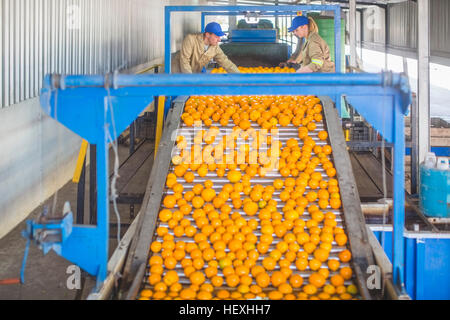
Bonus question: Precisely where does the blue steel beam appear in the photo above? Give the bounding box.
[55,73,408,89]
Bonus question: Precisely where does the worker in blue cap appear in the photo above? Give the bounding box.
[172,22,240,74]
[280,16,335,73]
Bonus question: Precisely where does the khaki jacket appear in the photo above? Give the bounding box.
[172,33,240,74]
[291,32,335,73]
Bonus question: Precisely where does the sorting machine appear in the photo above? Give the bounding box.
[26,4,437,300]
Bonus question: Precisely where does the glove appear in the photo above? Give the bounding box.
[287,62,301,70]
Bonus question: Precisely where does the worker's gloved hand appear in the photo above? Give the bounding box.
[287,62,301,70]
[278,62,288,68]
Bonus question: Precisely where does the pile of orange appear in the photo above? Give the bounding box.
[211,66,295,74]
[139,82,359,300]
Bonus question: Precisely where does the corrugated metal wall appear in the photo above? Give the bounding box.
[387,0,417,49]
[361,0,450,61]
[0,0,204,109]
[430,0,450,57]
[0,0,205,239]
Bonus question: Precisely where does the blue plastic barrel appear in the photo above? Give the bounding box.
[419,164,450,218]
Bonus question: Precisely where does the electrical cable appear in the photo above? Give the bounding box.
[105,86,122,245]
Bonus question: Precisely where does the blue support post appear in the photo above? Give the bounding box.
[201,12,206,32]
[392,95,406,290]
[95,130,109,284]
[165,7,171,74]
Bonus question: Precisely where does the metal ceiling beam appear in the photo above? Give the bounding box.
[349,0,357,68]
[417,0,430,171]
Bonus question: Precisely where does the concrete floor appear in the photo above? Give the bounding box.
[0,139,153,300]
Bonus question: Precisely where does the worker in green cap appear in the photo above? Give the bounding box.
[280,16,335,73]
[172,22,240,74]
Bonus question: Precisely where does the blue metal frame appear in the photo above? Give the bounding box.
[39,72,411,290]
[372,229,450,300]
[165,5,342,74]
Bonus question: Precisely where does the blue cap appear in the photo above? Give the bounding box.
[288,16,309,32]
[205,22,225,37]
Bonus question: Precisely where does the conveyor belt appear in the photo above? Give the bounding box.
[128,94,375,300]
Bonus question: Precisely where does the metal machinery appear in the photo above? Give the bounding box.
[26,4,448,300]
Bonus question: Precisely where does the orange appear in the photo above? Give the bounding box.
[227,170,242,183]
[158,209,172,222]
[313,248,329,262]
[154,282,167,292]
[322,145,332,155]
[201,188,216,202]
[303,284,318,295]
[150,265,164,277]
[173,249,186,261]
[226,274,240,287]
[273,179,284,189]
[339,249,352,262]
[331,274,345,287]
[328,259,340,271]
[163,270,179,286]
[340,267,353,280]
[347,284,358,295]
[309,273,326,288]
[303,242,316,254]
[309,259,322,271]
[323,284,336,295]
[268,290,283,300]
[140,289,153,298]
[340,293,353,300]
[192,258,205,270]
[306,191,317,202]
[262,257,276,271]
[256,272,271,288]
[184,225,196,237]
[173,226,184,237]
[192,196,205,209]
[243,201,258,216]
[240,274,253,286]
[250,285,262,295]
[150,241,162,253]
[189,271,205,285]
[149,255,163,266]
[289,274,303,288]
[216,289,230,299]
[271,271,286,287]
[336,285,347,295]
[164,257,177,270]
[295,258,308,271]
[222,266,234,277]
[179,288,196,299]
[180,204,192,215]
[148,274,161,285]
[318,131,328,141]
[335,233,348,246]
[163,195,176,209]
[204,266,218,278]
[184,171,195,183]
[211,275,224,287]
[326,168,336,177]
[197,291,212,300]
[278,283,293,294]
